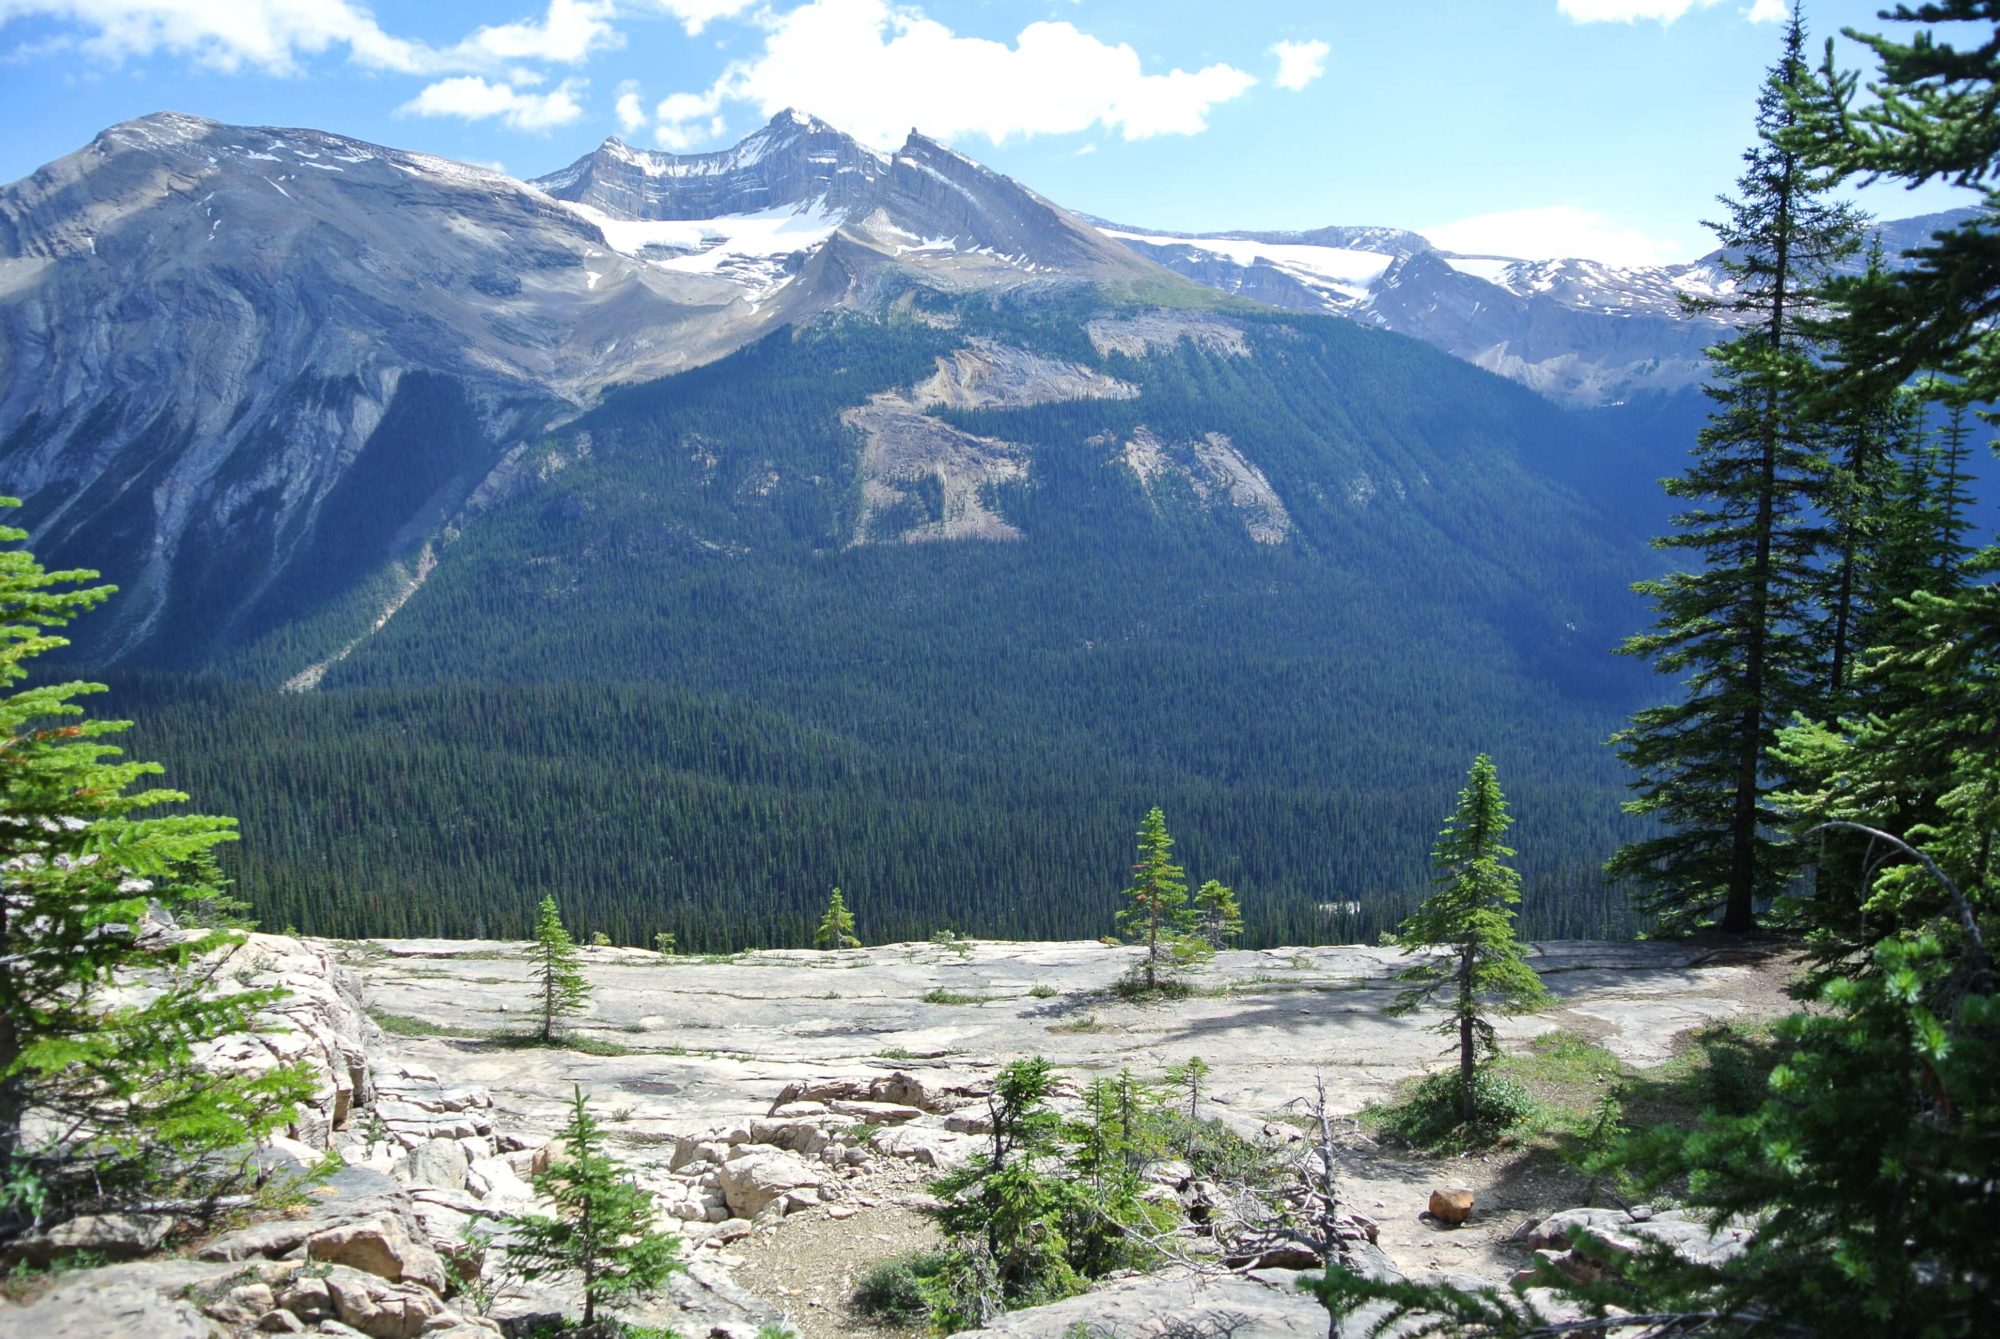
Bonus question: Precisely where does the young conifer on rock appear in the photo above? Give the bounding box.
[1386,754,1547,1125]
[502,1085,681,1327]
[527,895,589,1042]
[1194,880,1244,949]
[815,886,860,950]
[0,500,312,1236]
[1119,807,1201,992]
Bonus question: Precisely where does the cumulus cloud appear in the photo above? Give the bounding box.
[1269,38,1328,91]
[649,0,1257,151]
[653,0,754,34]
[0,0,623,75]
[1558,0,1783,22]
[398,75,587,132]
[0,0,428,73]
[614,80,647,134]
[452,0,619,66]
[1422,205,1692,266]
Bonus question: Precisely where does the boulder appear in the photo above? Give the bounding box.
[464,1156,533,1209]
[275,1273,334,1323]
[0,1259,242,1339]
[941,1268,1349,1338]
[869,1071,932,1109]
[306,1214,450,1296]
[826,1099,924,1125]
[401,1138,469,1192]
[9,1212,172,1265]
[1428,1187,1475,1225]
[321,1265,447,1339]
[716,1150,826,1218]
[1525,1206,1751,1274]
[871,1125,975,1169]
[764,1070,935,1115]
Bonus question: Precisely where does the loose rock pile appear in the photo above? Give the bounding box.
[641,1070,986,1255]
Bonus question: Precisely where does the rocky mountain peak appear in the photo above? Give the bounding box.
[532,109,887,222]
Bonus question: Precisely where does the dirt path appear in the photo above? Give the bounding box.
[722,1162,942,1339]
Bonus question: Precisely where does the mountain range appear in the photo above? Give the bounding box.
[0,109,1974,946]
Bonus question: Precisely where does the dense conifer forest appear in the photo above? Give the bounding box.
[99,304,1668,948]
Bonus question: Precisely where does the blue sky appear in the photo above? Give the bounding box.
[0,1,1981,263]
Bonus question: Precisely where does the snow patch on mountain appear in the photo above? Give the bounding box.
[1100,228,1392,303]
[561,197,843,270]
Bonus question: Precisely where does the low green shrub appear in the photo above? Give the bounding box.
[852,1250,951,1324]
[1372,1068,1540,1151]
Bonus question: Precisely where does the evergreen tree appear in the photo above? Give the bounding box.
[1797,1,2000,404]
[0,501,311,1237]
[1318,934,2000,1337]
[1062,1073,1166,1280]
[927,1057,1085,1322]
[1387,755,1548,1125]
[172,848,258,931]
[527,895,588,1042]
[502,1086,682,1327]
[1772,2,1999,965]
[1610,5,1864,932]
[1193,880,1244,950]
[814,886,859,950]
[1812,240,1906,708]
[1117,807,1194,991]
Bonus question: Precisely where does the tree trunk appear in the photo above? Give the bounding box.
[1458,942,1476,1124]
[580,1198,596,1326]
[1146,905,1158,991]
[0,1042,20,1173]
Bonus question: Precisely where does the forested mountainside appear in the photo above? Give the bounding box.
[0,110,1761,949]
[101,295,1657,949]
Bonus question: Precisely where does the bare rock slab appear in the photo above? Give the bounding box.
[946,1268,1332,1338]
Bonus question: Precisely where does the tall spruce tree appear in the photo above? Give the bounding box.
[1814,240,1908,707]
[1610,5,1864,932]
[527,895,588,1042]
[0,501,311,1237]
[1117,807,1193,992]
[1773,0,2000,962]
[1386,755,1547,1125]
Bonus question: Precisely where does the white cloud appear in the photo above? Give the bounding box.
[651,88,726,149]
[1744,0,1787,20]
[1269,38,1328,92]
[614,80,647,134]
[450,0,618,66]
[1422,205,1691,266]
[0,0,624,75]
[0,0,431,73]
[398,75,586,132]
[1557,0,1720,21]
[651,0,1257,151]
[652,0,754,35]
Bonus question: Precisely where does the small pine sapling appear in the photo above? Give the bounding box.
[815,886,860,950]
[1117,807,1199,992]
[501,1086,681,1326]
[1194,880,1244,949]
[526,896,589,1042]
[1385,755,1547,1126]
